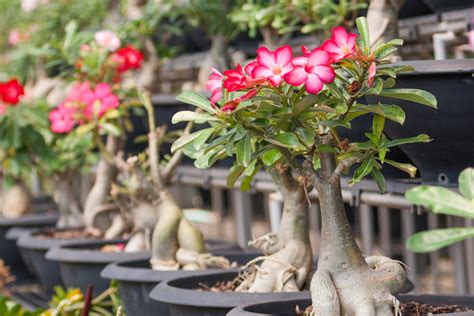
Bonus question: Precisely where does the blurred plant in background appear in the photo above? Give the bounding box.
[407,168,474,253]
[230,0,367,48]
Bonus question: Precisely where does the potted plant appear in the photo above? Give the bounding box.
[150,17,440,315]
[0,78,59,280]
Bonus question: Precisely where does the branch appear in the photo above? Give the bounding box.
[268,164,296,193]
[302,159,321,186]
[160,119,194,184]
[330,156,361,183]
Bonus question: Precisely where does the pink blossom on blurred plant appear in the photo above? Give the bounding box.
[80,44,91,53]
[83,83,120,120]
[206,68,224,104]
[284,48,335,94]
[94,30,121,52]
[49,105,77,134]
[8,30,21,46]
[251,46,294,86]
[0,104,7,116]
[321,26,357,62]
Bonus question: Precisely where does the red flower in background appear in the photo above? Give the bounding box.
[0,79,25,105]
[113,45,144,72]
[321,26,357,62]
[220,89,258,113]
[223,64,248,92]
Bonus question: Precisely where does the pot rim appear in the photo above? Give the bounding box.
[394,59,474,76]
[45,239,149,264]
[101,250,261,283]
[227,295,474,316]
[16,227,99,250]
[149,270,309,309]
[0,213,58,227]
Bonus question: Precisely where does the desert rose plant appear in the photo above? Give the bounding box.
[48,30,144,237]
[173,17,437,314]
[0,78,50,218]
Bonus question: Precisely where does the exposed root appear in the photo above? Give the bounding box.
[248,232,281,255]
[2,184,31,218]
[175,249,231,270]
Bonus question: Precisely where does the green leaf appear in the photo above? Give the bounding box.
[176,91,216,113]
[383,134,431,148]
[267,132,304,150]
[101,123,122,137]
[374,39,403,59]
[356,103,405,124]
[405,185,474,218]
[171,127,215,153]
[192,127,216,151]
[379,88,437,108]
[371,168,386,193]
[293,95,318,115]
[350,156,374,185]
[356,16,370,51]
[236,134,252,167]
[227,163,245,188]
[384,159,417,178]
[459,168,474,200]
[372,114,385,141]
[76,123,95,135]
[261,148,282,167]
[172,111,218,124]
[407,227,474,253]
[317,144,339,153]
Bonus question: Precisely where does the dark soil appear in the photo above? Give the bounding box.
[295,302,471,316]
[36,228,97,240]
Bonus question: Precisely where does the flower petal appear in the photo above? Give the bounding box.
[332,26,349,46]
[275,45,292,66]
[308,49,332,67]
[311,65,335,83]
[251,65,273,79]
[305,74,323,94]
[284,67,308,86]
[256,46,276,68]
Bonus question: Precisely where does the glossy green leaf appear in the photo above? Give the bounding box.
[101,123,121,137]
[267,132,304,150]
[405,185,474,218]
[350,156,374,185]
[176,91,216,113]
[356,16,370,51]
[294,95,318,115]
[360,103,405,124]
[371,168,387,193]
[385,159,417,178]
[459,168,474,200]
[171,127,215,153]
[407,227,474,253]
[261,148,282,167]
[372,114,385,141]
[76,123,95,135]
[172,111,218,124]
[383,134,431,148]
[236,134,252,167]
[227,163,245,188]
[192,127,216,151]
[379,88,437,108]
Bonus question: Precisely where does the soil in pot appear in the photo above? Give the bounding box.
[149,270,309,316]
[228,295,474,316]
[101,250,260,316]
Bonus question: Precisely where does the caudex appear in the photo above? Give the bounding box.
[173,17,436,315]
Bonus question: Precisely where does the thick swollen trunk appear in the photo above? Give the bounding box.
[310,148,406,316]
[54,172,84,228]
[1,182,31,218]
[197,33,232,87]
[150,190,207,270]
[367,0,405,61]
[83,135,119,233]
[236,168,312,293]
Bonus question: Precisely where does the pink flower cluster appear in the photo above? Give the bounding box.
[206,26,371,113]
[49,82,119,133]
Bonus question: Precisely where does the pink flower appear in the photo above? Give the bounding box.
[220,89,258,113]
[0,104,7,116]
[251,46,294,86]
[49,105,76,134]
[8,30,21,46]
[321,26,357,62]
[367,62,376,87]
[21,0,39,12]
[206,68,224,104]
[284,48,336,94]
[83,83,120,120]
[223,64,248,92]
[94,30,121,52]
[80,44,91,53]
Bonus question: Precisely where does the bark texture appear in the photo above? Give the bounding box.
[236,166,312,293]
[83,135,120,232]
[309,135,406,316]
[54,171,84,228]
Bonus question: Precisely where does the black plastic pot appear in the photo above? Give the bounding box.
[16,228,97,293]
[149,270,309,316]
[46,240,148,293]
[0,212,58,282]
[367,60,474,185]
[228,295,474,316]
[101,251,261,316]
